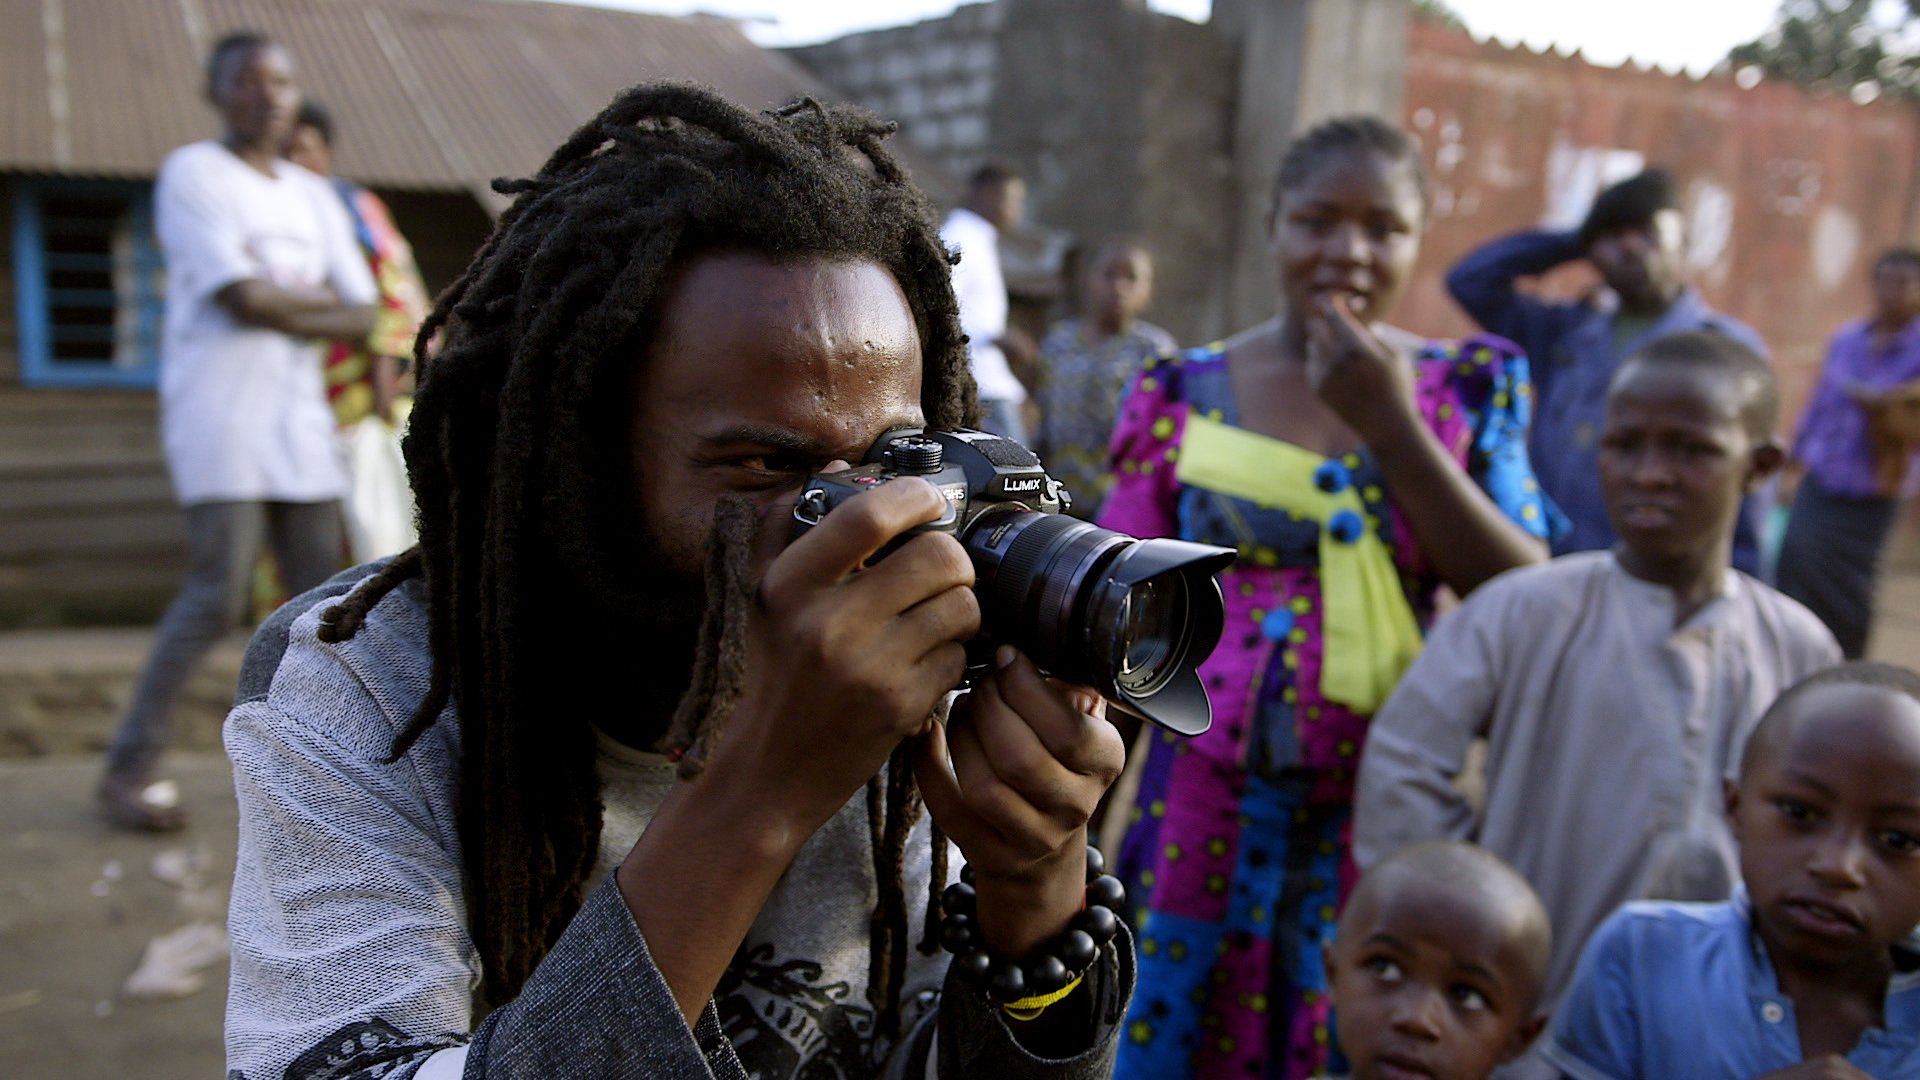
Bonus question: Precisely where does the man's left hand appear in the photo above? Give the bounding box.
[915,646,1125,958]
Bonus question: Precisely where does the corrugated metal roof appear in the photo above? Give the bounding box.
[0,0,870,194]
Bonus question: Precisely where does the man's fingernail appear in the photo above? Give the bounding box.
[995,645,1017,669]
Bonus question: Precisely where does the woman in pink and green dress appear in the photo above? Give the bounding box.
[1099,117,1558,1080]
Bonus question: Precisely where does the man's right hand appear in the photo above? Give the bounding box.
[618,476,981,1024]
[704,475,981,836]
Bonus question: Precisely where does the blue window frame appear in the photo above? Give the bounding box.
[12,178,165,389]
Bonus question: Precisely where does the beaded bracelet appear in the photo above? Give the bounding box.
[938,846,1126,1019]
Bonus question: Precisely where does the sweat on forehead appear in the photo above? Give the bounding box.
[1741,661,1920,779]
[1609,330,1777,440]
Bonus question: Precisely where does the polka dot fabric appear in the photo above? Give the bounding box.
[1097,335,1552,1080]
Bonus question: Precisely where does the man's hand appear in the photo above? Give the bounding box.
[704,477,982,838]
[1754,1056,1873,1079]
[915,648,1125,957]
[1304,293,1417,444]
[621,476,981,1024]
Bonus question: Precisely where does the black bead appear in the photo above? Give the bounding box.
[942,882,976,912]
[952,949,992,985]
[1055,929,1098,969]
[988,958,1027,1001]
[1025,954,1070,994]
[1071,904,1120,945]
[960,863,975,886]
[940,914,976,953]
[1084,845,1106,877]
[1086,874,1126,910]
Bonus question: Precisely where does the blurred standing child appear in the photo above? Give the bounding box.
[284,99,430,561]
[1355,332,1840,1078]
[1544,662,1920,1079]
[1036,240,1176,518]
[1321,842,1551,1080]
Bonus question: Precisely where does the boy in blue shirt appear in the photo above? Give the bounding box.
[1324,841,1553,1080]
[1544,662,1920,1079]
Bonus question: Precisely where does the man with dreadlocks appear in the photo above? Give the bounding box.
[222,82,1134,1080]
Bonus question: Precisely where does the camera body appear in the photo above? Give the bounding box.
[792,428,1068,553]
[793,428,1232,736]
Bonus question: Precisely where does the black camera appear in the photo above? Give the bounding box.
[792,428,1234,735]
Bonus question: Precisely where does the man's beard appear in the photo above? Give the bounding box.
[552,522,710,752]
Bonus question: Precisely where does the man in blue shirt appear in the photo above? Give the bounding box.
[1447,168,1769,571]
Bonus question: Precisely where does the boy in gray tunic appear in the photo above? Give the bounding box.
[1352,331,1838,1078]
[224,86,1133,1080]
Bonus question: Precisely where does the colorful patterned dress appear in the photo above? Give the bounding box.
[322,177,430,427]
[1097,335,1554,1080]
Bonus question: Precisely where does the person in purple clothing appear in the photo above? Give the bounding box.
[1447,168,1770,573]
[1776,248,1920,657]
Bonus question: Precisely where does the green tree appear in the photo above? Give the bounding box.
[1412,0,1467,27]
[1728,0,1920,101]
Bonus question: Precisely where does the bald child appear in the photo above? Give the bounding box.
[1324,841,1552,1080]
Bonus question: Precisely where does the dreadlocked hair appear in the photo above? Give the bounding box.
[315,83,980,1020]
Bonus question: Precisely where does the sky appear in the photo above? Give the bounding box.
[560,0,1790,75]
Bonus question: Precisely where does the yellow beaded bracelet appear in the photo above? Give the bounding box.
[1000,974,1084,1021]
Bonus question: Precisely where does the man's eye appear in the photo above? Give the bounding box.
[741,454,808,472]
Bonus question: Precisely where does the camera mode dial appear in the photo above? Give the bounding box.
[888,437,944,473]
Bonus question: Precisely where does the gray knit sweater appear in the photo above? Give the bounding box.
[223,568,1132,1079]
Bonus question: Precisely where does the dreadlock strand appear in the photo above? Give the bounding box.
[664,497,759,776]
[865,774,890,1017]
[919,818,950,955]
[317,547,423,644]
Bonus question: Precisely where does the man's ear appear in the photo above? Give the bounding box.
[1746,440,1785,489]
[1502,1012,1549,1063]
[1723,775,1742,821]
[1321,940,1337,981]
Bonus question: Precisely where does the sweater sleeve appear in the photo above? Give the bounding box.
[922,926,1134,1079]
[1351,576,1513,867]
[224,665,744,1078]
[1444,230,1588,368]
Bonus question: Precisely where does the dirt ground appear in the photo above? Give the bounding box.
[0,576,1914,1080]
[0,753,235,1079]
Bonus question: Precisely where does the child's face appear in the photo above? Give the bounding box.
[1598,363,1760,569]
[1732,684,1920,976]
[1086,247,1153,328]
[1326,876,1544,1080]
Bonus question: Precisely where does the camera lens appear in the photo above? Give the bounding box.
[962,507,1233,735]
[1117,575,1186,695]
